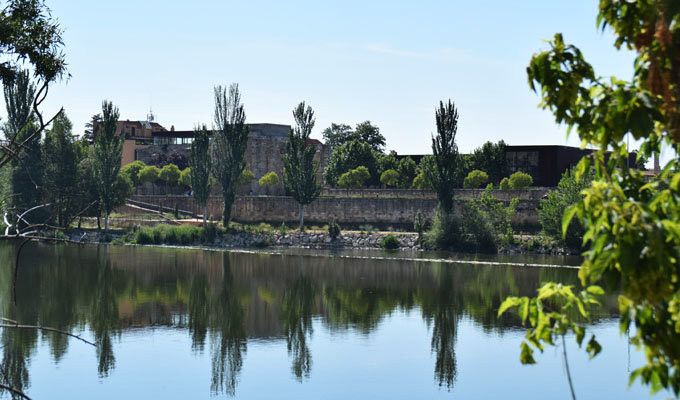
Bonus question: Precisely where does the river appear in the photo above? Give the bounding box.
[0,243,662,399]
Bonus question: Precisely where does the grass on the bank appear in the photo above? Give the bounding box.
[133,224,219,245]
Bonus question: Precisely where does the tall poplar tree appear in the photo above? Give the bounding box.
[190,124,212,224]
[2,70,44,225]
[210,84,249,226]
[42,112,79,227]
[282,102,321,230]
[427,100,460,214]
[92,101,123,232]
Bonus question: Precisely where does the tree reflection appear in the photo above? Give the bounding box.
[0,242,611,398]
[281,274,316,380]
[188,273,209,353]
[210,253,247,396]
[420,264,459,389]
[90,249,120,378]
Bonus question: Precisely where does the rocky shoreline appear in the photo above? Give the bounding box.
[65,229,578,255]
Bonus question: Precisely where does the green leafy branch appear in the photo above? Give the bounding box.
[498,283,603,365]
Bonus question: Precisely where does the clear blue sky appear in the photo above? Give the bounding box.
[42,0,635,155]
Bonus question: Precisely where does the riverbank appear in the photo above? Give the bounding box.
[63,225,579,256]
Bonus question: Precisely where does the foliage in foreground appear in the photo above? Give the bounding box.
[500,2,680,396]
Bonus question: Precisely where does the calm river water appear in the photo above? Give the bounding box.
[0,243,663,399]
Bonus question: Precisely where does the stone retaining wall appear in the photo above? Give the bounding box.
[130,188,545,229]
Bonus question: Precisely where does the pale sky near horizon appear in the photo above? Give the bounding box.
[39,0,638,155]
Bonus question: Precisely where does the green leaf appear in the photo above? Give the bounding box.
[574,325,585,346]
[671,173,680,191]
[520,341,536,365]
[586,285,604,296]
[519,298,530,324]
[497,297,521,317]
[562,205,579,238]
[586,335,602,359]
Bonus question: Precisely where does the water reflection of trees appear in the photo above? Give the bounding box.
[0,243,607,398]
[281,272,315,380]
[419,265,459,388]
[210,253,247,396]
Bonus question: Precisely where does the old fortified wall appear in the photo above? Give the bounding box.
[130,188,547,230]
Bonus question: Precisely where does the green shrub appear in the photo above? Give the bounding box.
[425,209,462,250]
[381,234,400,250]
[426,188,518,253]
[328,221,341,240]
[121,160,146,186]
[463,169,489,189]
[414,211,428,234]
[338,166,371,189]
[239,168,255,185]
[499,177,510,190]
[202,222,219,243]
[278,222,288,236]
[258,171,280,188]
[538,168,593,249]
[179,168,191,187]
[133,224,204,245]
[159,164,181,187]
[379,169,399,188]
[254,223,273,234]
[411,169,430,189]
[139,165,160,185]
[508,171,533,189]
[134,227,154,244]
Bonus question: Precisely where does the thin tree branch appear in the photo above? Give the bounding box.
[562,334,577,400]
[0,79,63,170]
[12,238,30,304]
[0,322,95,347]
[0,383,31,400]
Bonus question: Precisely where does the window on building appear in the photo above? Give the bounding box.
[506,151,539,178]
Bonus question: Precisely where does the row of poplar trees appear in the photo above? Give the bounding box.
[190,84,320,230]
[1,69,132,234]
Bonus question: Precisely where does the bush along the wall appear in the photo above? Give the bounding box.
[507,171,533,189]
[133,224,212,245]
[381,234,400,250]
[426,187,518,253]
[499,177,510,190]
[463,169,489,189]
[328,220,341,241]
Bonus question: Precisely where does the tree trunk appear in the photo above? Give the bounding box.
[299,203,305,231]
[104,213,109,233]
[222,189,235,227]
[203,205,208,226]
[222,199,231,229]
[97,213,101,230]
